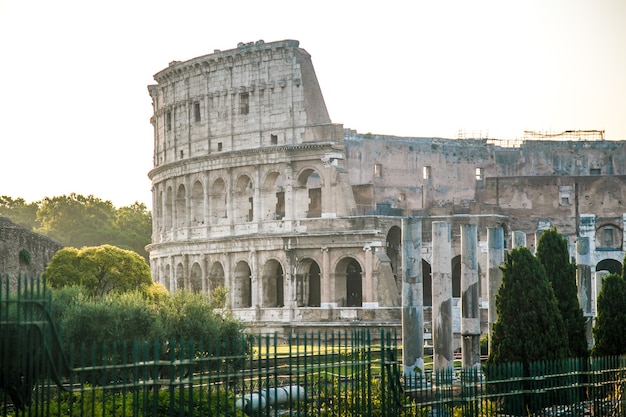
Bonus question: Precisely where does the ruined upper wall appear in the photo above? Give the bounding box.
[148,40,339,169]
[343,130,626,211]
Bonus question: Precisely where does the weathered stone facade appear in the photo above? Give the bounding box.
[147,40,625,339]
[0,217,63,289]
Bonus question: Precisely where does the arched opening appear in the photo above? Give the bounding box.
[190,262,203,292]
[262,260,284,307]
[235,174,254,222]
[308,262,321,307]
[208,262,225,292]
[336,258,362,307]
[164,264,171,291]
[423,260,432,306]
[233,261,252,308]
[176,263,184,291]
[596,223,623,250]
[386,226,402,289]
[262,171,285,220]
[165,186,173,230]
[295,169,322,219]
[190,180,204,226]
[596,259,623,275]
[211,178,227,223]
[176,184,186,229]
[451,255,461,298]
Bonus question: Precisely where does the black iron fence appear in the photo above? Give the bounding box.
[1,277,625,416]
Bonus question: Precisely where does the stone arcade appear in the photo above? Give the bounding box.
[147,40,626,344]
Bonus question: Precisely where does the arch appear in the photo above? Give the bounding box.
[234,174,254,222]
[176,262,185,291]
[386,226,402,288]
[295,168,322,218]
[451,255,461,298]
[296,258,321,307]
[164,264,172,291]
[423,260,432,306]
[210,177,227,223]
[261,259,284,307]
[233,261,252,308]
[262,171,285,220]
[165,186,173,229]
[176,184,186,229]
[335,257,362,307]
[190,180,205,226]
[208,261,225,291]
[189,262,203,292]
[596,259,623,275]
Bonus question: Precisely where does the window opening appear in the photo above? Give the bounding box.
[423,166,431,179]
[271,134,278,145]
[240,92,249,115]
[194,102,201,122]
[590,168,601,175]
[374,163,382,178]
[475,167,484,181]
[217,142,223,151]
[166,112,172,131]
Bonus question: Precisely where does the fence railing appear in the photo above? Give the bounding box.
[2,277,625,416]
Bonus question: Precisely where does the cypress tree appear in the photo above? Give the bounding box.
[488,246,569,365]
[592,272,626,356]
[536,229,588,358]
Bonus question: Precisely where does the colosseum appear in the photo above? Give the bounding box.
[146,39,626,342]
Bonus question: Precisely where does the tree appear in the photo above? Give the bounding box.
[45,245,152,297]
[592,273,626,356]
[536,229,588,358]
[488,247,569,365]
[37,194,118,247]
[112,202,152,259]
[0,196,38,229]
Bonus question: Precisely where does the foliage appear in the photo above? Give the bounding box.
[18,248,31,265]
[45,245,152,297]
[0,196,38,229]
[488,247,569,365]
[536,229,588,358]
[592,273,626,356]
[0,193,152,260]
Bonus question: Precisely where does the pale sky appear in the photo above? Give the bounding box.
[1,0,624,208]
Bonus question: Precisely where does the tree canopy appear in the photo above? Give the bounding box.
[488,247,569,365]
[536,229,588,358]
[592,272,626,357]
[45,245,152,297]
[0,193,151,259]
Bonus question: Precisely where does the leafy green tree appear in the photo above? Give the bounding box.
[488,247,569,365]
[45,245,152,297]
[112,202,152,259]
[37,194,118,247]
[536,229,588,358]
[0,196,39,229]
[592,273,626,356]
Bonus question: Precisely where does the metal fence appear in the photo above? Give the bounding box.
[1,277,625,416]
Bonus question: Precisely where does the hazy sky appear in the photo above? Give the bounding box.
[1,0,624,208]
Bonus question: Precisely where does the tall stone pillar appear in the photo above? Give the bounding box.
[487,227,504,354]
[320,247,334,308]
[401,217,424,378]
[250,250,260,308]
[576,237,593,316]
[461,224,480,369]
[432,221,453,371]
[362,246,376,307]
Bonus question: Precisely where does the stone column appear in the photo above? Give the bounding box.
[250,250,260,308]
[432,221,453,372]
[401,217,424,378]
[362,246,375,307]
[320,247,335,308]
[461,224,481,369]
[487,227,504,354]
[576,237,593,316]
